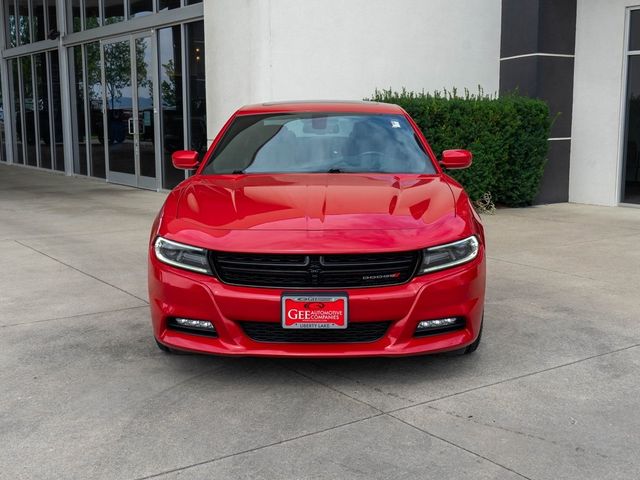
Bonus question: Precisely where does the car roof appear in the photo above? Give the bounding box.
[236,100,405,115]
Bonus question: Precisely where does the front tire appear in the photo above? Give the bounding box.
[445,316,483,356]
[155,338,172,353]
[155,338,194,355]
[463,320,482,354]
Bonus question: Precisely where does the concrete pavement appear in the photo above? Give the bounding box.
[1,163,639,479]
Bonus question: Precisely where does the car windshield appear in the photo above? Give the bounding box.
[202,113,436,174]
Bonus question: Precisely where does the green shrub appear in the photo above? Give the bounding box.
[369,89,551,206]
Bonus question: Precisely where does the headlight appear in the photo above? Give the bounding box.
[154,237,212,274]
[418,236,479,274]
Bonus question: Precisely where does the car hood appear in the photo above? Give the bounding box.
[175,174,455,231]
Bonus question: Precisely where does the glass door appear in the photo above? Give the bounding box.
[103,33,158,189]
[135,35,157,187]
[623,10,640,204]
[623,56,640,204]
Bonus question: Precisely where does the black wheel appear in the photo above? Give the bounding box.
[155,338,172,353]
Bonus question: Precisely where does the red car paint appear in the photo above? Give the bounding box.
[148,101,485,357]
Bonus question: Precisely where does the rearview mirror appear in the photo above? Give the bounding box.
[440,149,472,169]
[172,150,200,170]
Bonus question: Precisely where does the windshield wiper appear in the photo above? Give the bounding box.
[327,168,343,173]
[232,170,245,174]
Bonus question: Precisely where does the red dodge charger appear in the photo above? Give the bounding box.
[148,101,485,357]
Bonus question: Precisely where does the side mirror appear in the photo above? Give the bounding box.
[440,149,472,169]
[172,150,200,170]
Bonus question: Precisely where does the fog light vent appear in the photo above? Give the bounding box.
[415,317,465,337]
[168,318,218,337]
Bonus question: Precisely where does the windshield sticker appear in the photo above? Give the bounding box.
[390,120,401,128]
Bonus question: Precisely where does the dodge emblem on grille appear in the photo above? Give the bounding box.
[309,261,322,284]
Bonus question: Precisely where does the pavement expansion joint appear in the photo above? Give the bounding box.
[14,239,150,305]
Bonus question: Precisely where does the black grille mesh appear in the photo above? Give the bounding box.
[210,251,420,288]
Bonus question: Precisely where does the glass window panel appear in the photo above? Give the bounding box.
[17,0,31,44]
[186,21,207,157]
[48,0,58,34]
[50,51,65,172]
[86,42,105,178]
[7,2,17,47]
[103,0,125,25]
[130,0,153,18]
[11,59,24,164]
[33,0,46,42]
[159,0,181,10]
[631,10,640,51]
[85,0,101,29]
[71,46,88,175]
[69,0,82,32]
[159,25,184,189]
[22,57,38,167]
[35,53,52,169]
[0,80,5,163]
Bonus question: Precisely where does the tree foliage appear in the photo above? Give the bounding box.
[161,60,177,108]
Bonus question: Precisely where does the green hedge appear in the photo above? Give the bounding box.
[369,89,551,206]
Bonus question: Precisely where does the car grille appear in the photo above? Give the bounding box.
[240,321,390,343]
[210,251,421,288]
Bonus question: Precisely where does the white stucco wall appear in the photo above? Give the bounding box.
[570,1,631,205]
[204,0,502,140]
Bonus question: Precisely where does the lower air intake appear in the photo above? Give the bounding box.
[240,321,390,343]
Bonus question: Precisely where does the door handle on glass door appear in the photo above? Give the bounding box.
[128,118,135,135]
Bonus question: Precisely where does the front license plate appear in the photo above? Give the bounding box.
[282,294,348,329]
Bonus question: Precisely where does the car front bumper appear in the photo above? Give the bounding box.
[148,249,485,358]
